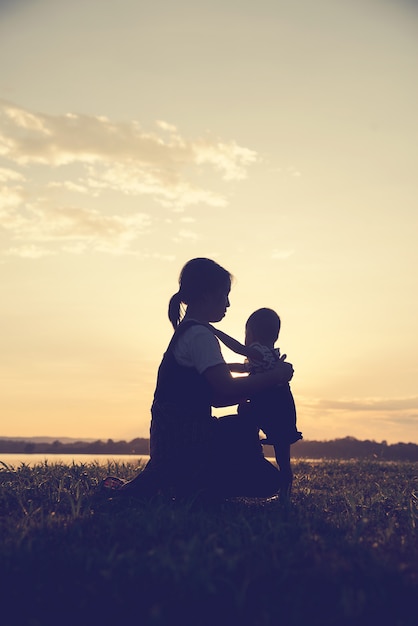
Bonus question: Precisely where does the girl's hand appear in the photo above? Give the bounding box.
[274,358,294,383]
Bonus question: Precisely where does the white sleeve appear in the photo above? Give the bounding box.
[173,325,226,374]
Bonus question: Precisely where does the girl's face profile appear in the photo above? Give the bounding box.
[204,286,230,322]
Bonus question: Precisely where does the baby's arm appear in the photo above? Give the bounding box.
[228,362,250,374]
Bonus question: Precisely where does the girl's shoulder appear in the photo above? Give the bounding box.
[173,321,224,373]
[176,322,219,352]
[175,320,213,340]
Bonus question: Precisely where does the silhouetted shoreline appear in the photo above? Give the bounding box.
[1,436,418,461]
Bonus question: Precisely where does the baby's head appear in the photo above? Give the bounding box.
[245,308,281,347]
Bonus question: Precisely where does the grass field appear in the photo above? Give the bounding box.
[0,459,417,626]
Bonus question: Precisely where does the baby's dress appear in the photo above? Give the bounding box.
[243,343,302,445]
[246,343,282,374]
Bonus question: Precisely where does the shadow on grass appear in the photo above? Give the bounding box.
[0,461,417,626]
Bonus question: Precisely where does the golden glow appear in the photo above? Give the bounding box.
[0,0,417,443]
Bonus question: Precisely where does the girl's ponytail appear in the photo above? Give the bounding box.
[168,291,183,329]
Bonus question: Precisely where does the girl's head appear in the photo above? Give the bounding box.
[245,308,281,347]
[168,258,232,328]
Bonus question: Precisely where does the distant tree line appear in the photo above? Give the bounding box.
[1,435,418,461]
[269,436,418,462]
[0,438,150,455]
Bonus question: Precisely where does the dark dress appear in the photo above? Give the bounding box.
[145,320,281,498]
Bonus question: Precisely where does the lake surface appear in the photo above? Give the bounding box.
[0,452,294,468]
[0,453,150,468]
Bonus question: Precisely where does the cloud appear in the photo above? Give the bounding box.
[85,163,228,209]
[47,180,91,195]
[0,101,258,256]
[173,229,200,243]
[313,396,418,412]
[270,166,302,178]
[0,184,24,211]
[5,244,53,259]
[1,201,152,256]
[194,140,257,181]
[0,168,26,215]
[0,100,257,203]
[0,167,25,182]
[297,394,418,443]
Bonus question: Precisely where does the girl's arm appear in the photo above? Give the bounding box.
[228,362,249,374]
[204,360,293,408]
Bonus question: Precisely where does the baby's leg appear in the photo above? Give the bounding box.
[273,442,293,500]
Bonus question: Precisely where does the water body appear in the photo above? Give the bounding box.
[0,453,150,468]
[0,452,286,469]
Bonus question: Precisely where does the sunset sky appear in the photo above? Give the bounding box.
[1,0,417,444]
